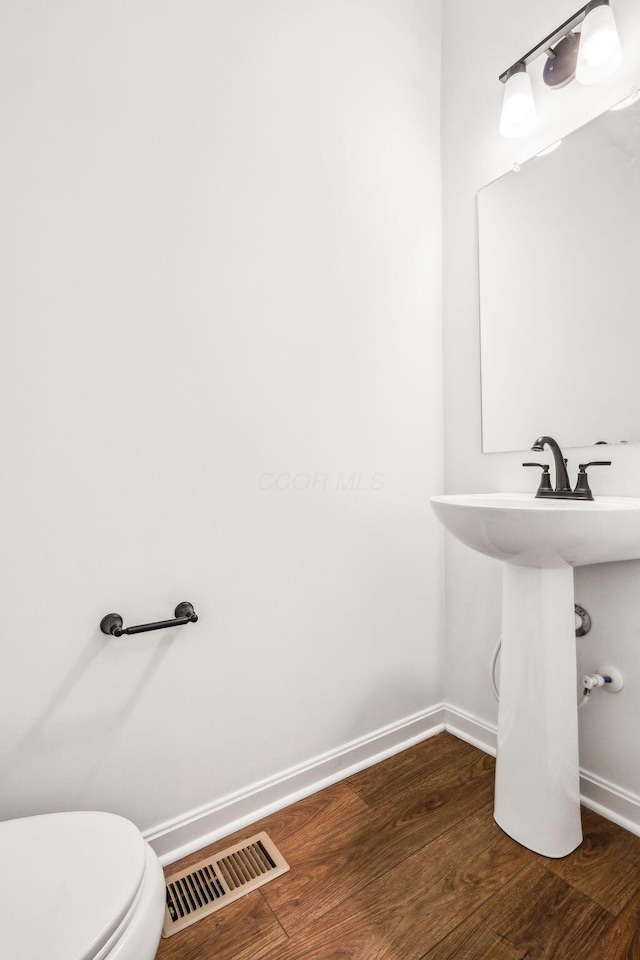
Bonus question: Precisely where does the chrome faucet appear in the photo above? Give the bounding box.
[523,435,611,501]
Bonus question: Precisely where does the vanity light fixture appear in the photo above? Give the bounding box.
[499,0,622,138]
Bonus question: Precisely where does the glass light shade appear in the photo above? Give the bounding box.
[576,3,622,85]
[499,69,537,139]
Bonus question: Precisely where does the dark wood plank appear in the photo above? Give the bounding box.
[153,734,640,960]
[163,782,368,879]
[492,863,613,959]
[262,746,496,934]
[540,806,640,915]
[424,861,613,960]
[257,806,531,960]
[155,890,288,960]
[585,889,640,960]
[422,925,527,960]
[346,732,480,804]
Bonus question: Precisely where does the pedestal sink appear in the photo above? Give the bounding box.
[431,492,640,858]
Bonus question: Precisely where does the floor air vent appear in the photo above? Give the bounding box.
[162,832,289,938]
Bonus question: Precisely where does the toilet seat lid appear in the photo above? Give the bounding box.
[0,811,148,960]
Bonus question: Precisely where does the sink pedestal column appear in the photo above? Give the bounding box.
[494,560,582,858]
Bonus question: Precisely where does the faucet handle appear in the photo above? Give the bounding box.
[522,462,552,495]
[574,461,612,500]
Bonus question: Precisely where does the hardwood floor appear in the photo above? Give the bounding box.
[155,732,640,960]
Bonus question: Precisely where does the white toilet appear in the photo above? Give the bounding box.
[0,810,165,960]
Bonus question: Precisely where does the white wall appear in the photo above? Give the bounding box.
[0,0,444,838]
[442,0,640,797]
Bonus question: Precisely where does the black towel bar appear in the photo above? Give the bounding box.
[100,602,198,637]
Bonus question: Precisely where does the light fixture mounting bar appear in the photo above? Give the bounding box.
[499,3,593,82]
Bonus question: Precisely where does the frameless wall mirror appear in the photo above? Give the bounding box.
[478,97,640,453]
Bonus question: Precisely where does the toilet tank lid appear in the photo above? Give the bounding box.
[0,810,148,960]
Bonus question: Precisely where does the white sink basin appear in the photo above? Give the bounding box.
[431,492,640,567]
[431,491,640,859]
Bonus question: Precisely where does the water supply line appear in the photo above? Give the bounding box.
[490,636,592,708]
[489,604,622,709]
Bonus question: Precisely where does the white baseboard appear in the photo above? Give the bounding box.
[579,770,640,838]
[444,703,640,840]
[146,703,446,865]
[145,701,640,865]
[444,704,497,757]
